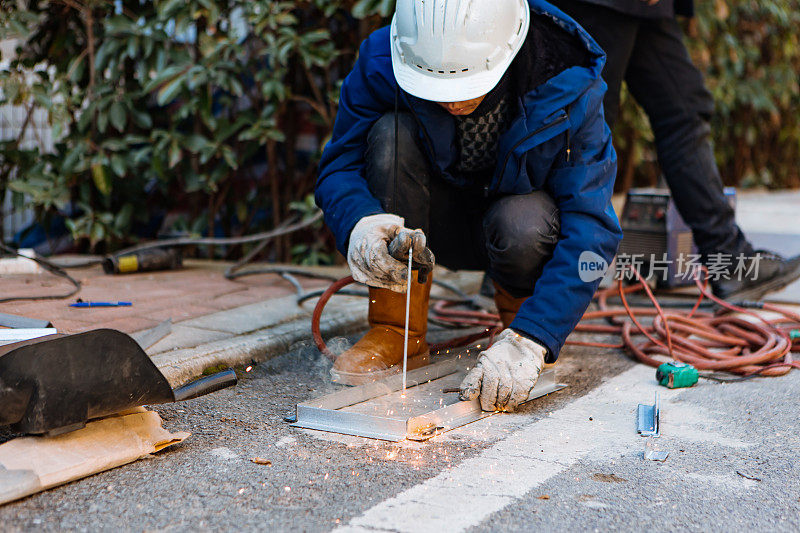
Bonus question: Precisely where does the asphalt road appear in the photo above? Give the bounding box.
[2,327,798,532]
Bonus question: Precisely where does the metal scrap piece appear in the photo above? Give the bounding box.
[0,313,51,329]
[644,437,669,462]
[291,357,566,442]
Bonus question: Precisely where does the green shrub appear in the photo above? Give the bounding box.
[0,0,384,257]
[616,0,800,190]
[1,0,798,256]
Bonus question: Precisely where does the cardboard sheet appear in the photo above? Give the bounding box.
[0,408,189,506]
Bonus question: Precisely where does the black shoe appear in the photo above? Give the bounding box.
[711,252,800,302]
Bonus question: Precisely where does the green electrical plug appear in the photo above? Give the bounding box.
[790,329,799,340]
[656,361,699,389]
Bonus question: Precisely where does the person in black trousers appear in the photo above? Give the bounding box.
[550,0,800,300]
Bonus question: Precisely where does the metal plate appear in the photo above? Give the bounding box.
[291,356,566,442]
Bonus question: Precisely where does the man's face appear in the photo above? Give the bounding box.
[437,94,487,116]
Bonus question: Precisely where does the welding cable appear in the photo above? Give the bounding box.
[594,268,798,377]
[310,275,504,361]
[1,211,323,302]
[299,277,480,307]
[114,211,323,255]
[43,211,324,272]
[0,242,81,303]
[229,266,343,284]
[311,269,800,378]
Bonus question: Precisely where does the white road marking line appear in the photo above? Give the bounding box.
[335,364,753,533]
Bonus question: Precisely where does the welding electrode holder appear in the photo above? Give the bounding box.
[388,235,434,284]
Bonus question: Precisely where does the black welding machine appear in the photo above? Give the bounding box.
[617,187,736,288]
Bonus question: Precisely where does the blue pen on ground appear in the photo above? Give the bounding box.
[69,301,132,308]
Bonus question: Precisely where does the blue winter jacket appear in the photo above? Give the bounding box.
[315,0,622,361]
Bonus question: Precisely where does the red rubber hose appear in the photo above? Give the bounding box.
[310,270,800,378]
[312,275,356,362]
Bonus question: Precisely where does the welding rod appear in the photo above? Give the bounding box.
[402,245,413,393]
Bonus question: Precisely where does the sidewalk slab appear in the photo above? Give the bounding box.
[180,295,307,335]
[146,325,230,354]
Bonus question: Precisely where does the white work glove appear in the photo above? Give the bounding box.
[347,213,429,292]
[459,329,546,412]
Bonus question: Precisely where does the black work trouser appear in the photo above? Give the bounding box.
[552,0,752,259]
[364,113,560,298]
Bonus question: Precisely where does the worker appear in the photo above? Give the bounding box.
[549,0,800,299]
[315,0,622,411]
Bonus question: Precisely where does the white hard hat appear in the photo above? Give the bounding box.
[390,0,530,103]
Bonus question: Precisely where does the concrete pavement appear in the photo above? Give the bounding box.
[1,190,799,530]
[1,337,797,531]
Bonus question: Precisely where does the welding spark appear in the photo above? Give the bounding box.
[245,366,252,372]
[238,488,245,494]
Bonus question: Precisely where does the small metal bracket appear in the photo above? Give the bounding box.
[291,357,566,442]
[637,392,660,437]
[638,392,669,461]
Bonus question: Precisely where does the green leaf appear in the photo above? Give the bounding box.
[67,54,85,83]
[143,65,184,92]
[94,41,118,72]
[131,109,153,129]
[97,111,109,134]
[115,203,134,232]
[109,101,127,132]
[157,76,185,106]
[168,139,181,168]
[62,145,85,174]
[157,0,185,19]
[221,145,238,169]
[183,134,210,153]
[91,163,112,196]
[89,222,106,248]
[110,154,126,177]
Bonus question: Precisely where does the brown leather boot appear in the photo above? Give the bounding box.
[331,274,432,385]
[493,282,528,329]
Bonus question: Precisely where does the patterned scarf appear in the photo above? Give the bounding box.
[455,96,513,173]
